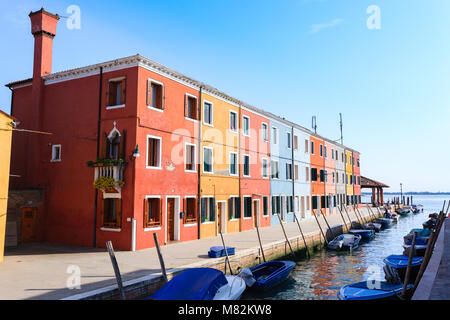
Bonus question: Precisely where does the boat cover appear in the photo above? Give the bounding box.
[384,255,423,268]
[150,268,228,300]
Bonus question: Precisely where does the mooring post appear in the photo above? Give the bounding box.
[294,214,310,258]
[312,209,328,244]
[343,205,353,227]
[106,241,126,300]
[354,205,364,224]
[412,230,436,292]
[402,231,418,297]
[337,206,349,233]
[276,213,296,259]
[355,205,367,224]
[219,231,234,275]
[255,225,266,262]
[320,209,335,239]
[366,204,376,220]
[153,233,168,283]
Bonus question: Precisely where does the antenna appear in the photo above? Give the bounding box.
[339,113,343,145]
[312,116,317,134]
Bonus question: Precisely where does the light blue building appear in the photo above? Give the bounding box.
[293,125,312,221]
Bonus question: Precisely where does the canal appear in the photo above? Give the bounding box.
[242,195,446,300]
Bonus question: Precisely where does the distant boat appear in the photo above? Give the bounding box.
[328,234,361,251]
[396,208,411,216]
[349,229,375,241]
[412,204,424,213]
[338,281,412,300]
[149,268,246,300]
[247,261,296,291]
[383,255,423,284]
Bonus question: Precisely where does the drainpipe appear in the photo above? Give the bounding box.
[93,66,103,247]
[197,86,203,240]
[238,104,242,230]
[8,87,14,116]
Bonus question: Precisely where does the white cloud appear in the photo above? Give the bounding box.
[309,18,343,34]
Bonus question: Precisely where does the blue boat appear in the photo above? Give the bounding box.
[208,246,235,258]
[149,268,246,300]
[338,281,413,300]
[364,222,382,232]
[375,217,393,228]
[328,234,361,251]
[383,255,423,283]
[249,261,296,291]
[349,229,375,241]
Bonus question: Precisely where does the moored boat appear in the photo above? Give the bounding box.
[247,261,296,291]
[412,204,424,213]
[422,218,437,229]
[364,222,382,232]
[396,208,410,216]
[383,255,423,284]
[375,217,393,228]
[328,234,361,251]
[338,281,412,300]
[149,268,246,300]
[349,229,375,241]
[402,239,428,257]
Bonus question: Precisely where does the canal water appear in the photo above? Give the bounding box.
[242,194,448,300]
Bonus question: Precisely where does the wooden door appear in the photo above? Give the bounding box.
[253,200,259,228]
[301,196,305,219]
[217,202,223,233]
[167,198,175,241]
[21,207,37,243]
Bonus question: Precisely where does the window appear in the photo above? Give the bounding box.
[203,147,213,173]
[287,196,293,213]
[320,170,325,182]
[243,197,252,218]
[262,158,269,178]
[286,163,293,180]
[185,94,198,120]
[311,168,318,181]
[331,149,334,160]
[51,144,61,162]
[294,135,298,150]
[185,144,196,172]
[335,150,338,160]
[201,197,215,222]
[203,101,213,125]
[358,176,361,185]
[107,78,126,107]
[332,172,335,183]
[229,197,241,219]
[352,156,355,166]
[311,141,315,154]
[271,160,279,179]
[263,197,269,216]
[184,197,197,223]
[230,111,237,132]
[312,196,318,210]
[106,131,121,159]
[147,79,164,110]
[305,166,310,182]
[294,164,299,180]
[321,196,326,209]
[295,196,299,213]
[144,197,161,228]
[272,127,278,144]
[147,136,161,169]
[357,158,360,167]
[243,116,250,136]
[305,139,309,153]
[262,123,268,141]
[287,132,291,148]
[272,196,281,214]
[336,172,339,183]
[342,153,344,162]
[229,152,238,176]
[320,144,323,157]
[324,146,327,159]
[102,198,122,228]
[243,155,250,177]
[306,196,310,210]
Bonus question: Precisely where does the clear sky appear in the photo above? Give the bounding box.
[1,0,449,192]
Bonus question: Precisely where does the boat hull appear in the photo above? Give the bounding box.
[338,281,412,300]
[250,261,296,292]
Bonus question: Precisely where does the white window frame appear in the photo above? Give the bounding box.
[201,196,215,224]
[261,122,268,142]
[287,132,291,149]
[106,76,126,110]
[262,196,269,216]
[243,196,252,220]
[146,135,162,170]
[203,146,214,174]
[229,110,238,133]
[147,78,165,113]
[203,100,214,127]
[271,160,279,179]
[272,126,278,145]
[262,158,269,179]
[243,154,250,177]
[184,143,196,173]
[184,196,198,226]
[185,93,198,122]
[143,195,162,232]
[229,152,238,176]
[51,144,61,162]
[242,115,250,137]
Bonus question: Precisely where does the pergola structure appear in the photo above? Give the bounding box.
[361,176,389,206]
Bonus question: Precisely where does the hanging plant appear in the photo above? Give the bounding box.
[93,176,116,190]
[87,158,126,167]
[118,179,125,188]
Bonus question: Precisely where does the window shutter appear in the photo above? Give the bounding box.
[119,129,126,160]
[161,85,165,110]
[236,197,241,218]
[106,82,114,106]
[143,199,149,227]
[101,199,105,227]
[228,198,232,219]
[201,198,206,222]
[210,198,215,221]
[120,79,126,105]
[116,199,122,228]
[146,80,152,106]
[184,95,189,117]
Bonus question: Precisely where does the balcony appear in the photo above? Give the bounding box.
[88,159,126,194]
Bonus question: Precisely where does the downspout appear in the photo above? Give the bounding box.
[93,66,103,247]
[197,86,203,240]
[238,104,242,230]
[8,87,14,116]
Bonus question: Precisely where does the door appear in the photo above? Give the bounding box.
[301,196,305,219]
[253,200,259,228]
[281,196,286,221]
[167,198,175,241]
[21,207,37,243]
[217,202,225,234]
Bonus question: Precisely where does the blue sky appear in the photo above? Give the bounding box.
[1,0,449,192]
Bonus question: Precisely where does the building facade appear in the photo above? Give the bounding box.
[293,125,312,220]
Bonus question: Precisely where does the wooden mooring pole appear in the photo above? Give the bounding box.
[255,225,266,263]
[402,231,417,297]
[342,205,353,227]
[337,206,349,233]
[367,205,378,220]
[153,233,168,283]
[354,205,365,224]
[312,210,328,245]
[320,209,335,239]
[106,241,126,300]
[219,231,234,275]
[294,214,310,258]
[276,213,296,259]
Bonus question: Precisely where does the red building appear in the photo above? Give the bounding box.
[8,9,201,250]
[309,135,325,215]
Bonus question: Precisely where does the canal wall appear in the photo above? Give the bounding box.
[64,205,387,300]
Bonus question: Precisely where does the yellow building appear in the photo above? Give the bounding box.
[0,111,14,262]
[345,149,354,204]
[200,90,240,239]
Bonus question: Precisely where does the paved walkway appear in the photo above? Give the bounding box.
[0,206,376,300]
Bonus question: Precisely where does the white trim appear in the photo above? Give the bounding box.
[183,223,197,227]
[216,200,227,234]
[229,110,238,133]
[184,93,199,122]
[103,193,122,199]
[51,144,62,162]
[262,196,269,217]
[147,78,165,112]
[243,196,252,219]
[229,152,238,176]
[183,196,197,225]
[243,154,250,177]
[108,76,126,82]
[184,143,197,173]
[287,131,292,149]
[261,157,269,179]
[166,196,180,242]
[202,146,214,174]
[272,126,278,145]
[242,115,250,137]
[261,122,269,142]
[203,100,214,127]
[146,134,162,170]
[144,227,162,232]
[106,104,125,110]
[100,227,121,232]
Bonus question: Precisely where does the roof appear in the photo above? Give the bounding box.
[361,176,389,188]
[5,78,32,89]
[0,109,18,121]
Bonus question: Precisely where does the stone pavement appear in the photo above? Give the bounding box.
[0,206,376,300]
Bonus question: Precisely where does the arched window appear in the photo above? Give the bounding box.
[107,131,120,159]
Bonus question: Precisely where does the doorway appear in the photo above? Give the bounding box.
[166,197,180,242]
[217,201,226,234]
[21,207,37,243]
[253,199,260,228]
